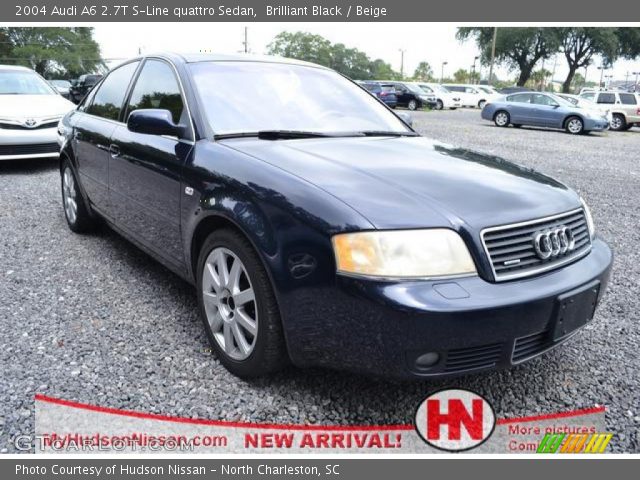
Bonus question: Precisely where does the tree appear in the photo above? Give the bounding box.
[555,28,619,93]
[528,68,552,90]
[412,61,433,81]
[457,28,560,86]
[267,31,400,80]
[0,27,104,78]
[453,68,469,83]
[616,27,640,60]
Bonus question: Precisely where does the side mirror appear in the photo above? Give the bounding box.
[127,109,179,137]
[397,111,413,127]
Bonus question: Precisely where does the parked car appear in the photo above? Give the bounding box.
[357,81,397,108]
[415,83,461,110]
[579,90,640,131]
[379,81,437,110]
[68,74,102,104]
[481,92,609,134]
[0,65,75,161]
[443,83,497,108]
[498,86,533,95]
[58,53,611,379]
[49,79,72,99]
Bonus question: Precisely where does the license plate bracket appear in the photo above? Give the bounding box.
[553,281,600,341]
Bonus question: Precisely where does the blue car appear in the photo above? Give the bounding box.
[481,92,610,134]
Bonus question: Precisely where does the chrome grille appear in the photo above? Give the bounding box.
[482,209,592,282]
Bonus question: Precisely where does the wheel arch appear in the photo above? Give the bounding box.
[563,113,585,128]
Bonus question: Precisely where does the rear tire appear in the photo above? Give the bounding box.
[197,228,288,378]
[61,159,97,233]
[494,111,510,127]
[435,99,444,110]
[478,100,487,109]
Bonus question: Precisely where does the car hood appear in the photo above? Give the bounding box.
[222,136,580,230]
[0,94,75,119]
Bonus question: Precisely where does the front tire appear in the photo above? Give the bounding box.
[61,160,97,233]
[407,99,418,111]
[435,99,444,110]
[565,116,584,135]
[610,113,627,131]
[494,111,510,127]
[197,228,287,377]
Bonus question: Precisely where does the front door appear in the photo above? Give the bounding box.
[109,59,194,269]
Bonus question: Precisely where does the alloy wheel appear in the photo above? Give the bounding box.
[567,118,583,134]
[202,247,258,360]
[408,100,417,110]
[62,167,78,224]
[495,112,509,126]
[610,115,623,130]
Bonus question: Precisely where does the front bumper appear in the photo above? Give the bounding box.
[584,118,609,131]
[0,127,60,160]
[283,238,612,378]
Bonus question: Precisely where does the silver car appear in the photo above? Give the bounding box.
[0,65,75,161]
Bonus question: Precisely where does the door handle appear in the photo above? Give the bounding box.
[109,144,121,157]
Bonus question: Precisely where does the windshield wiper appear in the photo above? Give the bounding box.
[214,130,363,141]
[359,131,419,137]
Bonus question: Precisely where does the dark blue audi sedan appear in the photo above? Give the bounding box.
[57,53,612,379]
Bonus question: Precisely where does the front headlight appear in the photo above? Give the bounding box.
[332,229,477,278]
[580,197,595,239]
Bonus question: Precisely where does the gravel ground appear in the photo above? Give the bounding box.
[1,109,638,453]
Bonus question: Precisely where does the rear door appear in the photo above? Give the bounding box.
[506,93,535,124]
[619,93,640,123]
[108,58,194,268]
[72,61,140,215]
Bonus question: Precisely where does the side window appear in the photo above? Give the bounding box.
[580,92,595,101]
[597,93,616,104]
[532,94,558,106]
[465,87,476,93]
[127,60,185,125]
[85,62,139,121]
[422,86,433,93]
[619,93,637,105]
[508,93,532,103]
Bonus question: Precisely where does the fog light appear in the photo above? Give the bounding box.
[415,352,440,368]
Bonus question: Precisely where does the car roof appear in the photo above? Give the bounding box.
[0,65,33,72]
[134,52,327,70]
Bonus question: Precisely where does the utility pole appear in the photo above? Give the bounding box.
[550,56,558,91]
[634,71,640,92]
[625,71,630,88]
[488,27,498,85]
[471,55,479,84]
[242,26,249,53]
[440,61,448,84]
[398,49,406,79]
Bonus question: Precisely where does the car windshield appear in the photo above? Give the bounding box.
[190,61,410,135]
[406,84,425,94]
[0,69,56,95]
[548,94,574,107]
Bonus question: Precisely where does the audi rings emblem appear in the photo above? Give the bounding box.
[533,226,575,260]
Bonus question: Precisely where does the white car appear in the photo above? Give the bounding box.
[579,90,640,131]
[0,65,75,160]
[415,83,462,110]
[443,84,499,108]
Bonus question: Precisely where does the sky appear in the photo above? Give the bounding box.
[93,24,640,85]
